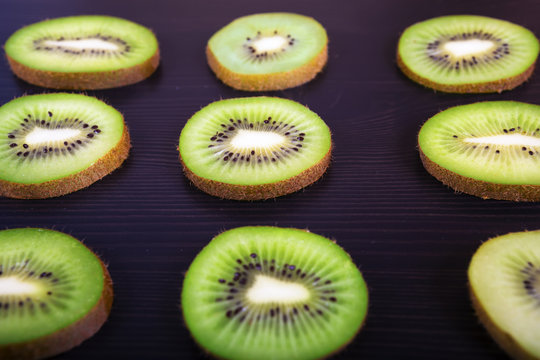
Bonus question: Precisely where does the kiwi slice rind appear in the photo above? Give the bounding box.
[178,96,332,200]
[181,226,369,360]
[207,13,328,91]
[469,230,540,359]
[0,228,113,360]
[418,101,540,201]
[0,93,130,199]
[397,15,539,93]
[4,15,160,90]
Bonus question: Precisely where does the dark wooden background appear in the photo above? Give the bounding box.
[2,0,539,358]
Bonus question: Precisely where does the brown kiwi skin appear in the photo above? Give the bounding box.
[397,52,536,93]
[206,44,328,91]
[6,50,160,90]
[469,284,537,360]
[419,148,540,201]
[179,146,332,200]
[418,147,540,201]
[0,254,113,360]
[0,126,131,199]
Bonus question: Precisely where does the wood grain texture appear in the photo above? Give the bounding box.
[2,0,540,359]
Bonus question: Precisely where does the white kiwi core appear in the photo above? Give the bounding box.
[0,276,39,296]
[246,274,310,304]
[463,134,540,147]
[230,129,286,150]
[252,36,287,52]
[25,127,81,145]
[444,39,495,57]
[44,38,120,51]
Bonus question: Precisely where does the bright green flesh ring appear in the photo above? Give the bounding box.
[469,231,540,359]
[181,226,368,360]
[419,101,540,186]
[5,15,158,73]
[208,13,327,75]
[398,15,539,89]
[0,93,125,184]
[0,228,105,346]
[178,97,331,186]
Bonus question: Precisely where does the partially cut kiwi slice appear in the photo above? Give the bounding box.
[178,97,332,200]
[397,15,539,93]
[418,101,540,201]
[207,13,328,91]
[4,15,160,89]
[469,230,540,359]
[0,228,112,360]
[0,93,130,199]
[182,226,368,360]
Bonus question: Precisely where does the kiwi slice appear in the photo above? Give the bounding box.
[418,101,540,201]
[178,97,332,200]
[207,13,328,91]
[469,230,540,359]
[397,15,539,93]
[182,226,368,360]
[0,228,112,360]
[4,15,159,90]
[0,93,130,199]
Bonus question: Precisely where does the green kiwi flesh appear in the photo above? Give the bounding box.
[397,15,539,93]
[469,230,540,360]
[418,101,540,201]
[0,228,113,360]
[207,13,328,91]
[4,15,159,89]
[178,97,332,200]
[0,93,130,199]
[181,226,368,360]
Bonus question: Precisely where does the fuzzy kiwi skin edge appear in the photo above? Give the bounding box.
[419,148,540,201]
[206,44,328,91]
[469,287,537,360]
[397,53,536,93]
[180,226,370,360]
[6,50,160,90]
[0,126,131,199]
[0,255,113,360]
[179,146,331,200]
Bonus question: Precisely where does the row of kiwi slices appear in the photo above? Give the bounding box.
[0,93,331,200]
[5,226,540,360]
[0,226,369,360]
[4,13,327,91]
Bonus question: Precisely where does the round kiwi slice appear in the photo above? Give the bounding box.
[418,101,540,201]
[397,15,539,93]
[207,13,328,91]
[0,93,130,199]
[182,226,368,360]
[178,97,332,200]
[4,15,159,90]
[469,230,540,359]
[0,228,112,360]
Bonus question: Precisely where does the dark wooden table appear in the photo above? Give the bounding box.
[2,0,539,358]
